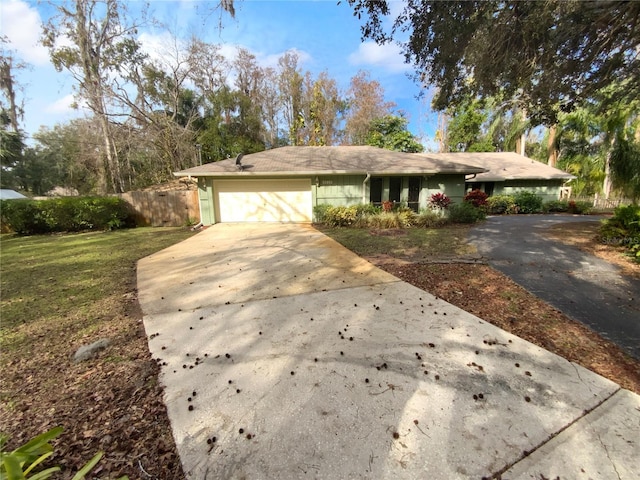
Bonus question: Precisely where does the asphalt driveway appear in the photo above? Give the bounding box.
[468,215,640,360]
[137,224,639,479]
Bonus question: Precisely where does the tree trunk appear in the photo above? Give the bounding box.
[518,108,527,156]
[603,136,615,200]
[547,124,558,167]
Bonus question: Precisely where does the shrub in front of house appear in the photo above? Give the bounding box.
[0,197,134,235]
[463,189,488,208]
[356,203,382,217]
[313,204,332,223]
[543,199,593,214]
[429,192,451,210]
[542,199,570,213]
[414,210,448,228]
[367,212,404,229]
[568,200,593,214]
[513,191,544,214]
[447,202,486,224]
[322,205,359,227]
[485,195,518,214]
[599,204,640,262]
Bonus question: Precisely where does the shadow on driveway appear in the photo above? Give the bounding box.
[469,215,640,360]
[136,224,632,479]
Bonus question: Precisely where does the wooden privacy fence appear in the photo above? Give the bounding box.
[118,190,200,227]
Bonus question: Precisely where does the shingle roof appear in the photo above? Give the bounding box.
[174,146,487,177]
[418,152,575,182]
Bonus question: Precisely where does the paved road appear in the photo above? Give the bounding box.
[469,215,640,360]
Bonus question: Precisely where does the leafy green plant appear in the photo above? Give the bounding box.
[0,427,121,480]
[447,202,486,223]
[413,210,448,228]
[543,200,570,213]
[513,191,543,214]
[599,204,640,262]
[355,203,381,217]
[323,205,359,227]
[313,204,332,223]
[367,212,404,229]
[1,427,61,480]
[485,194,517,214]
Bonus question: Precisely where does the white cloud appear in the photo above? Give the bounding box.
[0,0,50,65]
[260,48,312,70]
[45,94,88,115]
[348,41,409,73]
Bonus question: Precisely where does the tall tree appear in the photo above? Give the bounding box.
[278,51,305,145]
[347,1,640,125]
[446,97,490,152]
[344,70,395,145]
[261,67,283,148]
[43,0,144,193]
[365,115,423,152]
[0,42,25,189]
[307,72,344,146]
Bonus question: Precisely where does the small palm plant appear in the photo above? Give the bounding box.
[0,427,125,480]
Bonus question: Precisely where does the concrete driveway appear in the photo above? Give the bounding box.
[138,224,639,479]
[469,215,640,360]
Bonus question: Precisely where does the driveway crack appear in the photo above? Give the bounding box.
[487,387,621,479]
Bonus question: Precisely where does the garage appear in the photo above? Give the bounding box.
[213,179,312,223]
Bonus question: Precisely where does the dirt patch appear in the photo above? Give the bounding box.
[0,289,183,479]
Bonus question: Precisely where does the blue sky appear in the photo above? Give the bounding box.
[1,0,437,147]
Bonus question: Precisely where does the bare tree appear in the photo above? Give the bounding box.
[344,70,395,145]
[43,0,145,193]
[261,67,282,148]
[278,51,305,145]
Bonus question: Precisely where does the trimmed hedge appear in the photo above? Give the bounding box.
[512,191,544,214]
[447,202,486,224]
[0,197,135,235]
[485,195,518,214]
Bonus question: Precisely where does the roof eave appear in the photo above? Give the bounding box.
[175,168,486,177]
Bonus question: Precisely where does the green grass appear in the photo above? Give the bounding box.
[316,224,477,260]
[0,228,196,334]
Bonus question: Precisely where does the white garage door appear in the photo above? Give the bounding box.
[214,179,312,222]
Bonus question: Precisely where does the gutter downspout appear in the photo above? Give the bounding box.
[362,173,371,204]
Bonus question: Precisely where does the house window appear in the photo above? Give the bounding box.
[408,177,421,212]
[389,177,401,203]
[484,182,495,196]
[370,177,383,206]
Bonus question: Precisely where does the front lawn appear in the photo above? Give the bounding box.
[0,228,195,479]
[315,224,477,260]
